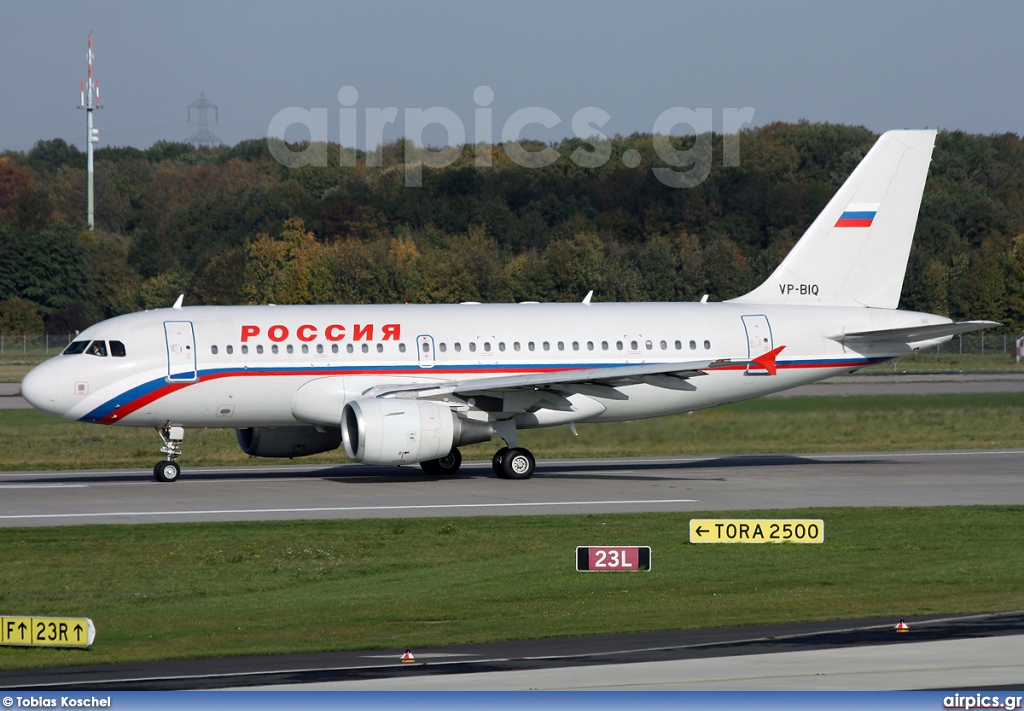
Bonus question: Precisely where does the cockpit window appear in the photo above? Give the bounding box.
[86,341,108,357]
[63,340,90,355]
[110,340,126,357]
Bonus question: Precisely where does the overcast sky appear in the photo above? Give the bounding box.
[1,0,1022,153]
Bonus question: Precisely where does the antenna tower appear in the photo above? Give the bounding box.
[77,33,101,230]
[187,92,222,147]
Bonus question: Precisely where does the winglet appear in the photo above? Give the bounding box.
[582,290,593,304]
[172,294,184,310]
[750,345,785,376]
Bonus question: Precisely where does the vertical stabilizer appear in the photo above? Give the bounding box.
[730,130,936,309]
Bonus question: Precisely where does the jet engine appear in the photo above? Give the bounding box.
[236,425,342,458]
[342,398,493,465]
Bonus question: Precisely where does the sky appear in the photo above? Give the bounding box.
[1,0,1022,154]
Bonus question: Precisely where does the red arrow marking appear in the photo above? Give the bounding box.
[751,345,786,376]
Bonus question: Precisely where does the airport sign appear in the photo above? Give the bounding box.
[1,616,96,648]
[690,519,824,544]
[576,546,652,571]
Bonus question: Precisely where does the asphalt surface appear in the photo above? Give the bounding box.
[2,613,1022,691]
[2,449,1023,527]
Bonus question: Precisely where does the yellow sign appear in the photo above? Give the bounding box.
[690,519,824,544]
[1,616,95,647]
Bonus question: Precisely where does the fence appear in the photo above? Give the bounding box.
[0,333,75,357]
[927,331,1020,356]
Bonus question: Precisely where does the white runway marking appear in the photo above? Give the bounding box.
[0,484,88,489]
[0,498,700,521]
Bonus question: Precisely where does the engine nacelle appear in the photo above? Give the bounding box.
[236,426,342,458]
[342,398,493,465]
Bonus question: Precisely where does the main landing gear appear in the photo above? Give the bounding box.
[492,447,536,479]
[153,424,184,483]
[418,445,538,480]
[420,448,463,476]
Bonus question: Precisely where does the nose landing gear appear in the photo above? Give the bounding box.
[154,425,184,483]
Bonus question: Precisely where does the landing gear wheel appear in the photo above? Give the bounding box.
[492,447,509,478]
[499,447,535,480]
[420,448,462,476]
[153,460,181,483]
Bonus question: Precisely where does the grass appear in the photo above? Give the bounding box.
[0,507,1021,670]
[3,393,1024,471]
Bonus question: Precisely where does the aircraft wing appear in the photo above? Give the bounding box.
[363,356,750,403]
[829,320,1000,345]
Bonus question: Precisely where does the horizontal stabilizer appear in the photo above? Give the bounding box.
[829,320,1000,345]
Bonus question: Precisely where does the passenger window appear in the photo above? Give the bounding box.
[675,340,682,350]
[514,342,521,351]
[300,345,308,354]
[601,341,609,350]
[572,342,579,351]
[87,341,108,357]
[241,345,249,355]
[484,342,491,352]
[587,342,594,351]
[454,342,462,352]
[63,340,89,355]
[211,345,219,355]
[332,344,339,353]
[316,344,323,354]
[499,342,506,352]
[362,344,369,353]
[376,343,384,353]
[257,345,264,354]
[704,340,711,350]
[543,342,550,351]
[110,340,126,357]
[469,343,477,352]
[557,342,564,351]
[689,340,696,350]
[286,345,294,354]
[346,344,354,353]
[630,340,638,350]
[616,341,623,350]
[660,340,667,350]
[272,345,280,354]
[226,345,234,355]
[398,343,406,353]
[528,342,535,351]
[645,340,653,350]
[439,343,447,352]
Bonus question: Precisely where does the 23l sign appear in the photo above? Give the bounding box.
[576,546,652,571]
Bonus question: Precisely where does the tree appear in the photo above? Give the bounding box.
[0,297,44,335]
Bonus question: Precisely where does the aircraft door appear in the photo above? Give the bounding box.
[417,334,435,368]
[165,321,198,382]
[741,314,773,375]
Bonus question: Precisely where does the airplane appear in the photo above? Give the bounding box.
[21,129,997,483]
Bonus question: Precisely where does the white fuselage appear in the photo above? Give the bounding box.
[22,301,950,430]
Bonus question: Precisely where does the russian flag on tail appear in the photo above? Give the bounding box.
[835,203,880,228]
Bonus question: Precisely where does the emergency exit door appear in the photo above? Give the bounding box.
[164,321,198,382]
[741,314,773,375]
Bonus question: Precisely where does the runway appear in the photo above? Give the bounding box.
[1,449,1023,527]
[2,613,1022,691]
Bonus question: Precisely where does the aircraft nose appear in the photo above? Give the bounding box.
[21,362,58,414]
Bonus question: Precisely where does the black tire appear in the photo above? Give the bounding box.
[492,447,509,478]
[154,460,181,483]
[499,447,535,480]
[421,448,462,476]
